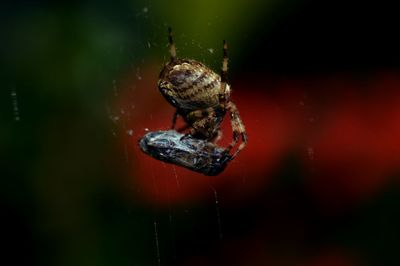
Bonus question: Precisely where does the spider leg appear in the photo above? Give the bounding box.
[171,110,179,129]
[187,107,215,121]
[175,108,214,134]
[218,40,229,104]
[221,40,228,86]
[168,27,177,62]
[183,108,218,140]
[211,130,223,143]
[218,41,247,158]
[190,116,215,139]
[179,124,201,141]
[177,124,190,132]
[225,101,248,159]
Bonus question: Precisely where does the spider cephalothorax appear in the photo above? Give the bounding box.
[157,28,247,159]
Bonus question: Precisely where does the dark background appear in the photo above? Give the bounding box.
[2,1,400,265]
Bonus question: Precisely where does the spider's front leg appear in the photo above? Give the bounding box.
[171,110,179,129]
[186,107,215,121]
[171,110,191,132]
[183,108,217,140]
[225,101,248,159]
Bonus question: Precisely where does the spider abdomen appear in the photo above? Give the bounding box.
[158,59,222,110]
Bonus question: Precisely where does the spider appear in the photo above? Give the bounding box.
[158,28,247,159]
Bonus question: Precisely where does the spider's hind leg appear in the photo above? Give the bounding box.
[212,130,223,143]
[171,110,179,129]
[183,108,218,140]
[168,27,177,62]
[225,101,248,159]
[220,40,229,95]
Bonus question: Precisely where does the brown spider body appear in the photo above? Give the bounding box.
[159,59,224,110]
[157,28,247,159]
[158,58,228,140]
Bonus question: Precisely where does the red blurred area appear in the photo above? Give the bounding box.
[303,73,400,210]
[117,64,400,208]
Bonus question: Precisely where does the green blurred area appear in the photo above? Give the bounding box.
[1,1,400,265]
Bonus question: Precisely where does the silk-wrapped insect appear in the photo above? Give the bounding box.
[139,130,231,176]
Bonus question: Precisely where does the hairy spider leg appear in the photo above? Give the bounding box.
[226,102,248,159]
[219,41,247,158]
[187,107,216,120]
[214,129,223,143]
[167,28,178,129]
[221,40,228,93]
[171,110,179,129]
[168,27,177,62]
[186,107,218,139]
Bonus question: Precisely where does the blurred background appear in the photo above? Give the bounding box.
[2,0,400,265]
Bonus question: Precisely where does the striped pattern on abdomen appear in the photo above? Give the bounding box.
[166,61,221,109]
